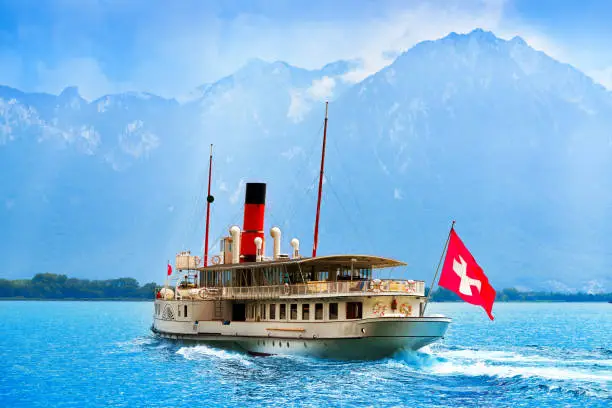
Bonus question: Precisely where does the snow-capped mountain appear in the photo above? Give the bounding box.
[1,29,610,293]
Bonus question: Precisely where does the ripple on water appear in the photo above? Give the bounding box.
[1,302,610,407]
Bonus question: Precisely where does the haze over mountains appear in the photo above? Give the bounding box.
[1,29,611,293]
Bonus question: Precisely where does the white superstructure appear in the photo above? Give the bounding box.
[152,226,451,360]
[151,103,451,360]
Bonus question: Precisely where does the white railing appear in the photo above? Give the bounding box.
[211,279,425,300]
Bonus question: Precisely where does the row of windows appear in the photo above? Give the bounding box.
[154,304,188,318]
[249,302,362,321]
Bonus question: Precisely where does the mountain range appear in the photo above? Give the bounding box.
[1,29,611,293]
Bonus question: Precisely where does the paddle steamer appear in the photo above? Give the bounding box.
[151,103,451,360]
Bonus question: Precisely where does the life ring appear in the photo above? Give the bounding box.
[211,255,221,265]
[369,279,382,293]
[406,281,416,294]
[400,303,412,315]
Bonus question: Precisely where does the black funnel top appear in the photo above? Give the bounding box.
[245,183,266,205]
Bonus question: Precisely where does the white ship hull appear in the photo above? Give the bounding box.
[152,315,450,360]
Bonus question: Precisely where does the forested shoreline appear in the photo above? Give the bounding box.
[0,273,610,302]
[0,273,156,300]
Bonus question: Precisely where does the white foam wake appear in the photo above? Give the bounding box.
[435,348,612,367]
[436,349,555,363]
[429,360,612,383]
[176,345,252,366]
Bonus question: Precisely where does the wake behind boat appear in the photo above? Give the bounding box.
[151,102,451,360]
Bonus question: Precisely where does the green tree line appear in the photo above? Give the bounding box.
[0,273,157,300]
[1,274,610,301]
[429,287,612,302]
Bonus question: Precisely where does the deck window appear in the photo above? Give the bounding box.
[315,303,323,320]
[329,303,338,320]
[248,304,256,320]
[184,305,188,317]
[260,304,266,320]
[302,304,310,320]
[346,302,363,319]
[280,304,286,320]
[269,303,276,320]
[290,304,298,320]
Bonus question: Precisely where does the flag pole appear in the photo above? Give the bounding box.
[421,220,455,316]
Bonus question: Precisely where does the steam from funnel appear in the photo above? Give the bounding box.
[270,227,281,260]
[254,237,263,262]
[230,225,241,264]
[290,238,300,259]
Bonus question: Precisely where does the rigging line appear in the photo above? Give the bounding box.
[325,175,376,254]
[275,120,325,231]
[280,173,321,234]
[211,204,245,247]
[180,166,209,250]
[329,131,376,253]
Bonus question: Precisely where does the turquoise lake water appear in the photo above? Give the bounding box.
[0,301,609,407]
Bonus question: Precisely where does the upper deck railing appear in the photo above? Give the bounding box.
[182,279,425,301]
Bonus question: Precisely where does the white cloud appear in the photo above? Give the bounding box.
[393,188,404,200]
[35,57,132,100]
[340,0,508,83]
[588,66,612,90]
[19,0,513,99]
[12,0,606,98]
[229,179,245,205]
[281,146,304,160]
[287,90,310,123]
[287,75,337,122]
[307,76,335,100]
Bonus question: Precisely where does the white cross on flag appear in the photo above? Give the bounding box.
[438,227,496,320]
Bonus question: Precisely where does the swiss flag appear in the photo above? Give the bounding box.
[439,228,496,320]
[167,263,173,276]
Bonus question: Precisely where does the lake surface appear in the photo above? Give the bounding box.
[0,302,609,407]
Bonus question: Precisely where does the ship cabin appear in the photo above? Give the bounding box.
[163,181,425,324]
[167,253,427,324]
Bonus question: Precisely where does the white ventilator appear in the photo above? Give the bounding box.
[270,227,281,260]
[230,225,241,264]
[254,237,263,262]
[290,238,300,259]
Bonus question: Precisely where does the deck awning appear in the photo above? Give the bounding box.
[198,254,406,271]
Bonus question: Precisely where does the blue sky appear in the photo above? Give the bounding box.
[1,0,611,100]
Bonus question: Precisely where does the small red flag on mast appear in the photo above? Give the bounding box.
[439,227,496,320]
[167,263,172,276]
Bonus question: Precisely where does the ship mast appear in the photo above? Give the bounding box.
[312,102,329,258]
[204,144,214,267]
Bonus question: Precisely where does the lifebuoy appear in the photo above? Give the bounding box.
[369,279,382,293]
[211,255,221,265]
